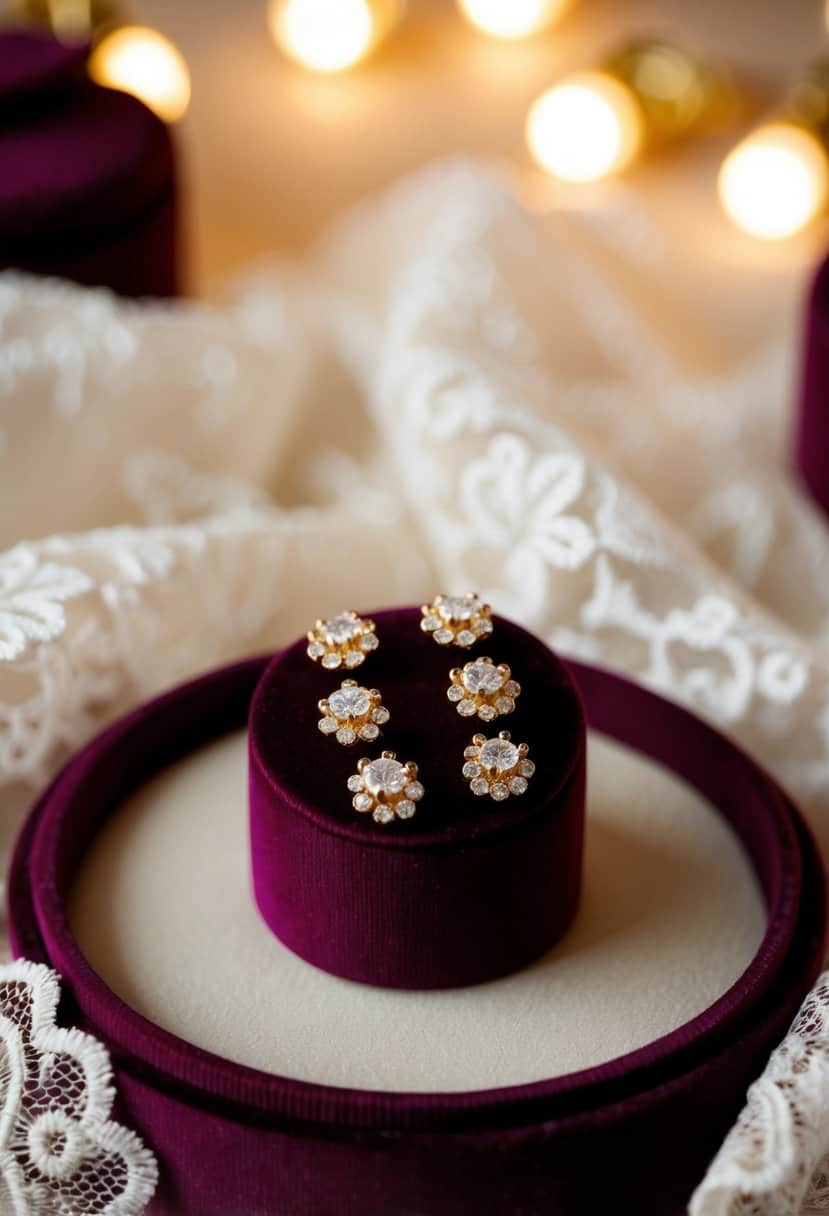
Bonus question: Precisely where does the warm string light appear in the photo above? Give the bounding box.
[718,60,829,241]
[527,71,643,183]
[526,41,731,185]
[268,0,401,73]
[88,26,191,122]
[456,0,570,40]
[719,123,828,240]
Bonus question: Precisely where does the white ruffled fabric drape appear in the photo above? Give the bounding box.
[2,160,829,1213]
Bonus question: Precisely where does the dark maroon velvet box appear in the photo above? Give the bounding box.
[798,250,829,519]
[0,31,178,297]
[249,609,586,989]
[7,644,826,1216]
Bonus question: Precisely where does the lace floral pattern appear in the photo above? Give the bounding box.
[1,162,829,1212]
[690,976,829,1216]
[0,960,157,1215]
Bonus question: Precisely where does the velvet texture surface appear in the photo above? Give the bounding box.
[7,652,826,1216]
[797,251,829,519]
[250,610,586,988]
[0,31,178,297]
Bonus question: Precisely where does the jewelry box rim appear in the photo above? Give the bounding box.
[7,651,823,1136]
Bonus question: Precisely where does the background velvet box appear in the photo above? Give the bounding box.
[798,251,829,521]
[0,31,178,297]
[7,651,825,1216]
[249,609,586,989]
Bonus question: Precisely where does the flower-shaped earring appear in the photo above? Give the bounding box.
[318,680,390,746]
[420,593,493,648]
[348,752,425,824]
[307,611,378,670]
[447,656,520,721]
[462,731,535,801]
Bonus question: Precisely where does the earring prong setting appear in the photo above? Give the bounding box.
[318,679,390,746]
[462,731,535,801]
[447,656,520,721]
[421,593,493,648]
[307,611,379,670]
[348,752,425,824]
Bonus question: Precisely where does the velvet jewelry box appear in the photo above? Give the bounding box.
[8,609,826,1215]
[0,31,178,297]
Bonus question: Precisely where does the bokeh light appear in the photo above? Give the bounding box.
[89,26,191,123]
[526,71,643,182]
[456,0,569,40]
[718,122,829,240]
[269,0,398,73]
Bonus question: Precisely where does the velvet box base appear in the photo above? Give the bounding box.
[249,609,586,988]
[8,655,825,1216]
[0,32,178,298]
[797,252,829,520]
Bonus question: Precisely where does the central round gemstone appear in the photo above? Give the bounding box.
[322,614,361,645]
[480,738,519,773]
[462,661,503,695]
[439,595,477,621]
[328,686,370,720]
[363,757,407,796]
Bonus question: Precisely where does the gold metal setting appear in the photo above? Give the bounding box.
[420,593,493,648]
[318,680,390,746]
[348,752,425,824]
[447,656,520,721]
[306,611,378,670]
[462,731,535,801]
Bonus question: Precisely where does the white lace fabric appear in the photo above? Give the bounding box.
[2,159,829,1212]
[0,961,157,1215]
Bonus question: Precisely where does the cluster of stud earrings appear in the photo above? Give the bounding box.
[306,595,534,826]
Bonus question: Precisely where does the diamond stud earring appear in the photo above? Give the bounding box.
[462,731,535,801]
[348,752,425,824]
[306,611,379,670]
[447,656,520,721]
[318,680,390,746]
[420,593,493,648]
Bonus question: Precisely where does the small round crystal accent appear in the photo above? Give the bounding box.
[372,706,390,724]
[462,762,481,779]
[307,641,325,659]
[458,699,476,716]
[318,717,338,735]
[491,783,509,801]
[353,793,372,812]
[336,727,356,746]
[347,775,364,792]
[495,697,514,715]
[519,759,536,778]
[322,653,341,670]
[344,650,363,668]
[405,782,424,801]
[360,723,380,741]
[470,777,489,796]
[396,800,416,819]
[373,805,395,825]
[509,776,528,796]
[477,705,496,722]
[434,628,453,645]
[360,633,379,651]
[447,685,464,703]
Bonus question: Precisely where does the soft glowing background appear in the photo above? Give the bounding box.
[126,0,825,293]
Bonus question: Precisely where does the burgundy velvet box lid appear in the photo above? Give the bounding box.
[249,608,587,989]
[0,31,178,297]
[0,30,87,103]
[6,654,825,1216]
